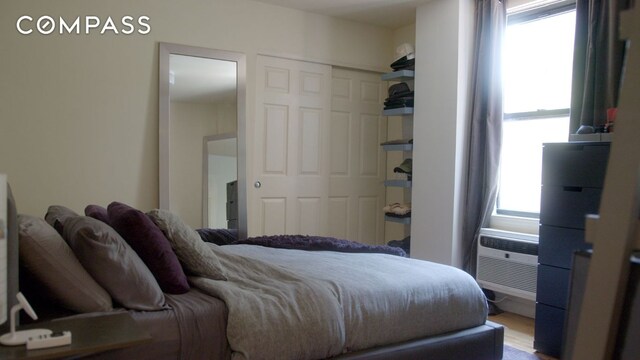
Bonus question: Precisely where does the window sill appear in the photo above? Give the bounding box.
[489,214,539,235]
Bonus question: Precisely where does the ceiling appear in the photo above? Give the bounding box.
[251,0,420,29]
[169,1,421,102]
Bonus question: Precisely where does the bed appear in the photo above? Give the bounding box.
[4,192,503,360]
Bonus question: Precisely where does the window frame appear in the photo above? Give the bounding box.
[492,0,577,230]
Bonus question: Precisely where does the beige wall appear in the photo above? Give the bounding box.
[393,23,416,50]
[411,0,475,266]
[0,0,393,216]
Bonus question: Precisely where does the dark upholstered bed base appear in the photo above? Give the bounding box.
[335,321,504,360]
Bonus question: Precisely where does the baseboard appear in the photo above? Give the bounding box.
[492,291,535,318]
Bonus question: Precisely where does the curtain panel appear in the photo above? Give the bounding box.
[570,0,634,133]
[462,0,506,275]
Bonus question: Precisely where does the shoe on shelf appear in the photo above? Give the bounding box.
[393,158,412,175]
[383,203,411,216]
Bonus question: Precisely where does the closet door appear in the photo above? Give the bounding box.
[330,68,387,245]
[251,56,331,236]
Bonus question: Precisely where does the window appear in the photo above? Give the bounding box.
[496,2,576,220]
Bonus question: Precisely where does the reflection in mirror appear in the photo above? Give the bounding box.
[203,134,237,228]
[159,43,246,238]
[170,54,236,228]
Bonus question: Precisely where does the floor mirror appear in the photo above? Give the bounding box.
[159,42,246,239]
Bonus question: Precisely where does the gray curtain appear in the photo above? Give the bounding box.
[462,0,505,275]
[570,0,633,133]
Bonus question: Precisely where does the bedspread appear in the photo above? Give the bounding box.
[191,244,488,360]
[189,246,345,360]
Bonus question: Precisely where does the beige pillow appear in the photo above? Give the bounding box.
[18,214,113,313]
[148,209,227,280]
[63,216,167,311]
[44,205,79,234]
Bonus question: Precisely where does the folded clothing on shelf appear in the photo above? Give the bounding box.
[384,82,414,110]
[390,57,415,71]
[384,97,414,110]
[387,82,413,98]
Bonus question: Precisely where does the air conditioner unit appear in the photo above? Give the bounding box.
[476,228,539,301]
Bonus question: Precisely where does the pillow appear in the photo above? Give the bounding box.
[148,209,227,280]
[63,216,167,311]
[84,204,110,225]
[45,205,79,234]
[107,202,189,294]
[18,214,113,313]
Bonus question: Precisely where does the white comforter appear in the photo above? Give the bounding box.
[191,244,488,360]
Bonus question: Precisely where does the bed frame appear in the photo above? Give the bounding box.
[3,189,504,359]
[334,322,503,360]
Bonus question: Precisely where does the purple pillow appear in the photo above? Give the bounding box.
[85,205,110,225]
[107,201,189,294]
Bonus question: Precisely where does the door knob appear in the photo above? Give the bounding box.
[254,181,262,189]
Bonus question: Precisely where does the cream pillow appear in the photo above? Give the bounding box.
[148,209,227,280]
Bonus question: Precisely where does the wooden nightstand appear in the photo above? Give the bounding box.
[0,312,152,360]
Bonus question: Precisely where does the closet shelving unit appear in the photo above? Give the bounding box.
[383,179,412,188]
[381,69,414,226]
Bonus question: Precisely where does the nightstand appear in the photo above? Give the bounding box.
[0,312,152,360]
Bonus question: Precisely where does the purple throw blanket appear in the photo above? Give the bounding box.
[232,234,406,257]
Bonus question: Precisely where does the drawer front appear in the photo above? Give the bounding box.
[537,264,571,309]
[540,186,602,229]
[542,142,610,187]
[534,303,565,358]
[539,226,590,268]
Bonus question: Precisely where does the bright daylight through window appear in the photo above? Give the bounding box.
[497,4,576,218]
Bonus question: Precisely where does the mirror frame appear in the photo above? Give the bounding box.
[159,42,247,239]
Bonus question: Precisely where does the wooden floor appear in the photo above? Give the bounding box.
[489,312,557,360]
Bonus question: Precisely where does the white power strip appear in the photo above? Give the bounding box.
[26,331,72,350]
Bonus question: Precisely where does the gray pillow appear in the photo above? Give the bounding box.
[44,205,79,234]
[18,215,113,313]
[148,209,227,280]
[63,216,167,311]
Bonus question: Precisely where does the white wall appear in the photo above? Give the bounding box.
[0,0,393,216]
[411,0,474,267]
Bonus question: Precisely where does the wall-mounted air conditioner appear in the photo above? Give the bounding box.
[476,228,539,301]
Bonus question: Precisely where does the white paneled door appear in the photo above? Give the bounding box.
[251,57,386,244]
[251,56,332,236]
[330,68,386,245]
